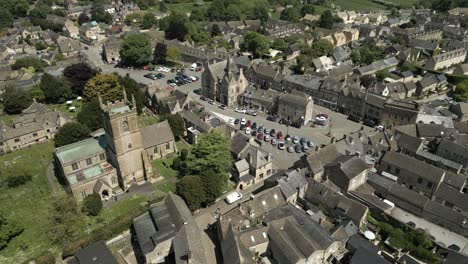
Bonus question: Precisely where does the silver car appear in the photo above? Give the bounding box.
[287,146,294,153]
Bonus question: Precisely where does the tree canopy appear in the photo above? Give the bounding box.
[0,9,14,30]
[63,63,98,96]
[319,10,334,29]
[0,215,23,250]
[48,193,85,244]
[119,74,145,114]
[307,38,334,58]
[142,13,157,29]
[83,73,123,102]
[241,31,270,58]
[280,7,300,22]
[120,34,152,67]
[39,73,72,104]
[82,193,103,216]
[159,113,185,140]
[176,176,206,211]
[455,80,468,102]
[153,43,168,65]
[77,98,103,132]
[2,87,32,115]
[162,12,189,41]
[12,57,46,72]
[54,122,91,147]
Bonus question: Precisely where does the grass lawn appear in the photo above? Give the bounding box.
[138,114,159,128]
[330,0,386,10]
[87,195,148,228]
[50,100,83,118]
[154,182,177,198]
[148,2,197,14]
[0,142,58,264]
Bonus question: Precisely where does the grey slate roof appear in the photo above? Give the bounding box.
[279,90,312,108]
[434,183,468,211]
[395,132,423,153]
[388,184,429,208]
[231,132,252,157]
[350,247,390,264]
[173,220,207,264]
[141,120,175,149]
[75,240,118,264]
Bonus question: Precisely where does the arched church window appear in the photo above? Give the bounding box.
[123,121,129,132]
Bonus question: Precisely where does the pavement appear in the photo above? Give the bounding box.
[390,207,468,255]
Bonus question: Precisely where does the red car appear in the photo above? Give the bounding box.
[277,131,283,139]
[246,120,252,127]
[257,133,264,140]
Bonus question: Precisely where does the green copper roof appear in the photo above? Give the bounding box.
[67,164,105,185]
[110,105,130,114]
[55,136,107,164]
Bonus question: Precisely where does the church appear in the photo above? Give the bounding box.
[54,90,176,202]
[201,56,247,107]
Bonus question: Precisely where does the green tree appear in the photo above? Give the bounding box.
[63,63,98,96]
[83,73,123,102]
[271,38,288,51]
[77,98,103,131]
[319,10,334,29]
[207,0,225,21]
[241,31,270,58]
[120,34,152,67]
[49,193,85,244]
[78,12,90,25]
[82,193,103,216]
[375,68,391,82]
[120,74,145,114]
[224,4,241,21]
[280,7,300,22]
[176,176,206,211]
[252,5,269,23]
[300,4,315,16]
[90,0,113,23]
[142,13,157,29]
[180,149,189,161]
[0,215,23,250]
[54,122,91,147]
[12,57,46,72]
[153,42,167,65]
[201,170,223,205]
[2,87,32,114]
[167,46,181,62]
[159,113,185,140]
[454,80,468,102]
[351,49,361,65]
[39,73,72,104]
[211,24,222,37]
[0,10,14,29]
[184,131,232,176]
[308,38,333,58]
[159,1,167,12]
[27,85,45,102]
[163,12,189,41]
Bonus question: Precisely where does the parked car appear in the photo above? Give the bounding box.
[295,144,302,153]
[292,136,299,144]
[363,118,377,127]
[279,118,290,125]
[257,133,264,140]
[200,96,207,101]
[267,115,278,122]
[315,116,327,125]
[285,135,292,142]
[252,122,257,130]
[270,129,276,137]
[225,191,242,204]
[246,120,252,127]
[245,127,251,134]
[348,115,362,122]
[234,118,240,124]
[156,73,165,78]
[257,125,263,133]
[219,104,227,110]
[316,113,328,119]
[246,109,257,116]
[278,141,285,150]
[302,144,309,152]
[307,141,314,147]
[376,125,384,131]
[287,146,294,153]
[264,134,271,142]
[235,107,246,113]
[228,118,234,125]
[240,118,246,125]
[300,137,307,146]
[264,128,270,135]
[193,88,202,94]
[277,131,283,139]
[208,99,215,105]
[271,138,277,146]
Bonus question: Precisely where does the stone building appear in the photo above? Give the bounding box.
[277,90,314,125]
[0,101,71,153]
[202,57,247,106]
[380,100,422,129]
[54,91,175,201]
[103,37,122,64]
[425,48,467,71]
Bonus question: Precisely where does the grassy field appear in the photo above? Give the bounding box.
[330,0,386,10]
[151,140,191,179]
[0,142,58,264]
[50,100,83,118]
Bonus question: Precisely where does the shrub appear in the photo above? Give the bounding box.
[172,156,181,170]
[35,251,55,264]
[180,149,189,161]
[82,193,103,216]
[2,174,32,188]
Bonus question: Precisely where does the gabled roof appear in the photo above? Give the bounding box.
[173,220,207,264]
[141,120,175,149]
[75,240,118,264]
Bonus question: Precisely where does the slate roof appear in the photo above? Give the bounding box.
[277,170,307,199]
[279,90,312,108]
[443,171,467,190]
[75,240,118,264]
[388,184,429,208]
[231,132,251,157]
[173,220,207,264]
[381,152,445,184]
[434,183,468,211]
[141,120,175,149]
[395,132,423,153]
[221,223,254,264]
[350,247,390,264]
[416,123,446,137]
[55,136,107,164]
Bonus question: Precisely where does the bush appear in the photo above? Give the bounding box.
[82,193,103,216]
[180,149,189,161]
[2,174,32,188]
[172,157,181,170]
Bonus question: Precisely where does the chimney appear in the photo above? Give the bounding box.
[315,145,321,152]
[267,153,272,162]
[331,137,336,144]
[358,131,363,139]
[349,137,354,144]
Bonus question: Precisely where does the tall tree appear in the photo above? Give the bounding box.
[12,57,45,72]
[0,10,14,30]
[280,7,300,22]
[166,46,181,62]
[48,193,85,244]
[159,113,185,140]
[63,63,98,96]
[201,170,223,205]
[176,176,206,211]
[308,38,333,58]
[241,31,270,58]
[77,98,103,131]
[40,73,72,104]
[142,13,157,29]
[83,73,123,102]
[300,4,315,16]
[2,87,32,114]
[252,5,269,23]
[159,1,167,12]
[82,193,103,216]
[211,24,222,37]
[224,4,241,21]
[319,10,334,29]
[54,122,91,147]
[120,33,152,67]
[163,12,189,41]
[153,42,167,65]
[77,12,90,25]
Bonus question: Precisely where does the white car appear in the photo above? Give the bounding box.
[228,118,235,125]
[240,118,246,126]
[245,127,251,134]
[163,67,170,72]
[246,109,257,116]
[376,125,384,131]
[225,191,243,204]
[157,67,164,72]
[235,107,246,114]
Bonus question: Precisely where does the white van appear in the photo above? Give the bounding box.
[225,191,243,204]
[190,63,197,71]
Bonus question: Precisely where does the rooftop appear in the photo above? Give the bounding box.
[55,136,107,164]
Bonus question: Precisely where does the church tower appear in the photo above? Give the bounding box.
[99,90,152,190]
[219,56,247,106]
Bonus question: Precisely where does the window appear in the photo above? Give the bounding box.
[128,143,132,149]
[32,133,38,137]
[81,190,86,198]
[166,143,170,150]
[111,177,116,184]
[99,153,105,161]
[86,158,92,166]
[417,177,423,184]
[122,121,129,132]
[14,138,20,142]
[72,163,79,171]
[154,147,157,154]
[395,168,400,175]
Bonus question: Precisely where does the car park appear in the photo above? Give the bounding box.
[225,191,242,204]
[295,144,302,153]
[287,146,294,153]
[278,141,285,150]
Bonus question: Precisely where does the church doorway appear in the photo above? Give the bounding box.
[102,190,109,199]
